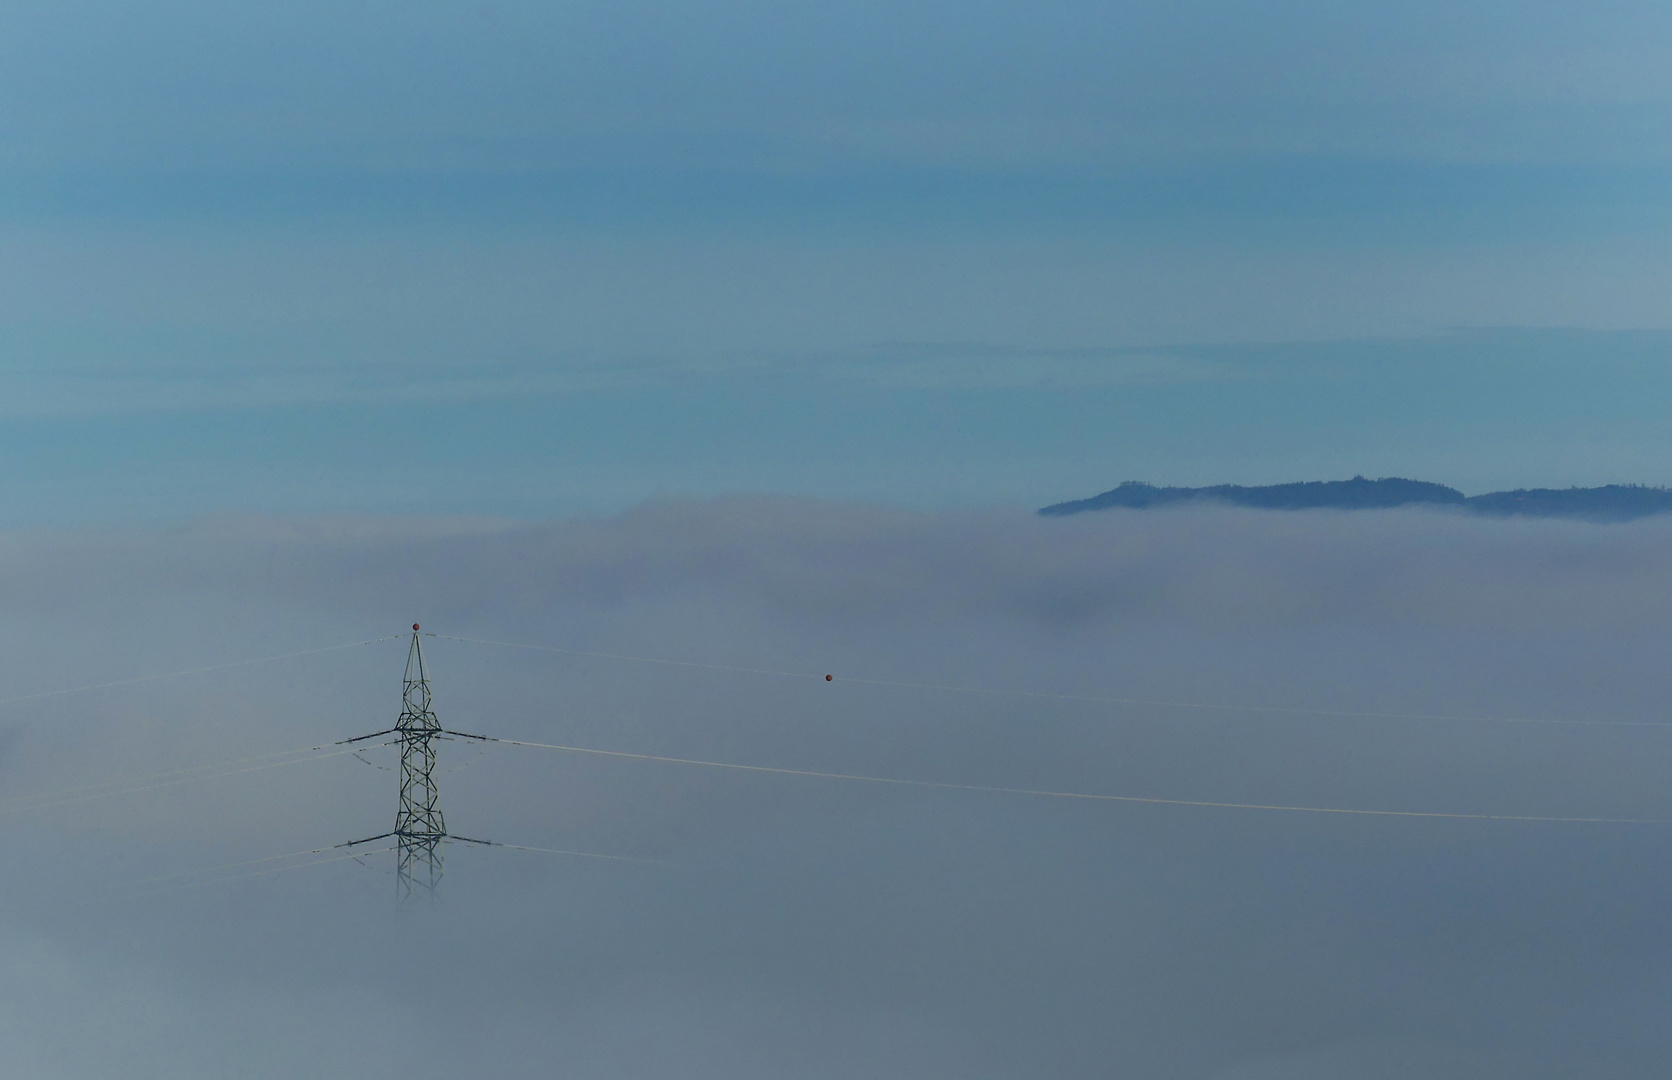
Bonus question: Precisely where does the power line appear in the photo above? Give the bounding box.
[0,634,404,711]
[469,736,1672,825]
[130,844,347,886]
[130,846,399,898]
[435,633,1667,729]
[34,623,1664,913]
[442,837,659,864]
[82,844,401,905]
[0,746,374,818]
[0,743,345,810]
[107,837,647,904]
[434,634,824,682]
[826,677,1672,729]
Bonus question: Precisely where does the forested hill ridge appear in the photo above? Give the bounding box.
[1039,477,1672,522]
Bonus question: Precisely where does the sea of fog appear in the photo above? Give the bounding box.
[1,499,1670,1078]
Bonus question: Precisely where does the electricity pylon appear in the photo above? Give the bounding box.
[394,624,446,900]
[339,624,490,903]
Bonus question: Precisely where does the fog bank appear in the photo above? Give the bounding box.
[2,499,1670,1078]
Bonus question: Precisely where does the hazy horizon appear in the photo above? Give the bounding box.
[6,0,1672,1075]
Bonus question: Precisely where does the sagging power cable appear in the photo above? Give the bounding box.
[461,734,1672,825]
[82,844,401,905]
[0,743,341,808]
[0,745,377,817]
[0,634,403,711]
[436,634,1668,729]
[442,836,659,864]
[129,846,401,898]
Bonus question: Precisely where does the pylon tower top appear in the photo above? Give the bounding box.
[402,627,435,721]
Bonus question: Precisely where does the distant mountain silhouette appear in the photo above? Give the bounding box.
[1039,478,1672,522]
[1462,485,1672,521]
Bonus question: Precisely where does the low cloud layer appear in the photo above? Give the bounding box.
[3,500,1672,1077]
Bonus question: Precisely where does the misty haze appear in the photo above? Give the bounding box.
[6,0,1672,1075]
[4,503,1672,1076]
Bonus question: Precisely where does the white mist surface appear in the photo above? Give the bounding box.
[1,499,1671,1077]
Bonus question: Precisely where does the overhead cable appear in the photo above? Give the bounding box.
[0,746,374,817]
[129,844,346,886]
[82,845,399,905]
[0,634,404,710]
[442,837,659,864]
[435,634,822,681]
[476,736,1672,825]
[436,633,1666,729]
[130,846,399,898]
[0,743,343,809]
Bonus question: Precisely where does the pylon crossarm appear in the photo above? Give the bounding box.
[443,834,497,846]
[442,730,494,741]
[338,831,396,848]
[337,728,398,745]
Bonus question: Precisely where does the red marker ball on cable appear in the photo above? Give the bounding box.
[825,674,833,681]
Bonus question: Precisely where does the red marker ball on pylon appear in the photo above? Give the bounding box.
[413,623,421,631]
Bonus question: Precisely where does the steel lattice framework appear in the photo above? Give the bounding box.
[394,625,446,901]
[338,624,492,903]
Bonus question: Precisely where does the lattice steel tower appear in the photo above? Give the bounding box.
[338,625,496,902]
[394,623,446,901]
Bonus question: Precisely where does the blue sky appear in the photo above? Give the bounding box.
[3,0,1672,522]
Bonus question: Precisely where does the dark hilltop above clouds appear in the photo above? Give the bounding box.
[1039,477,1672,522]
